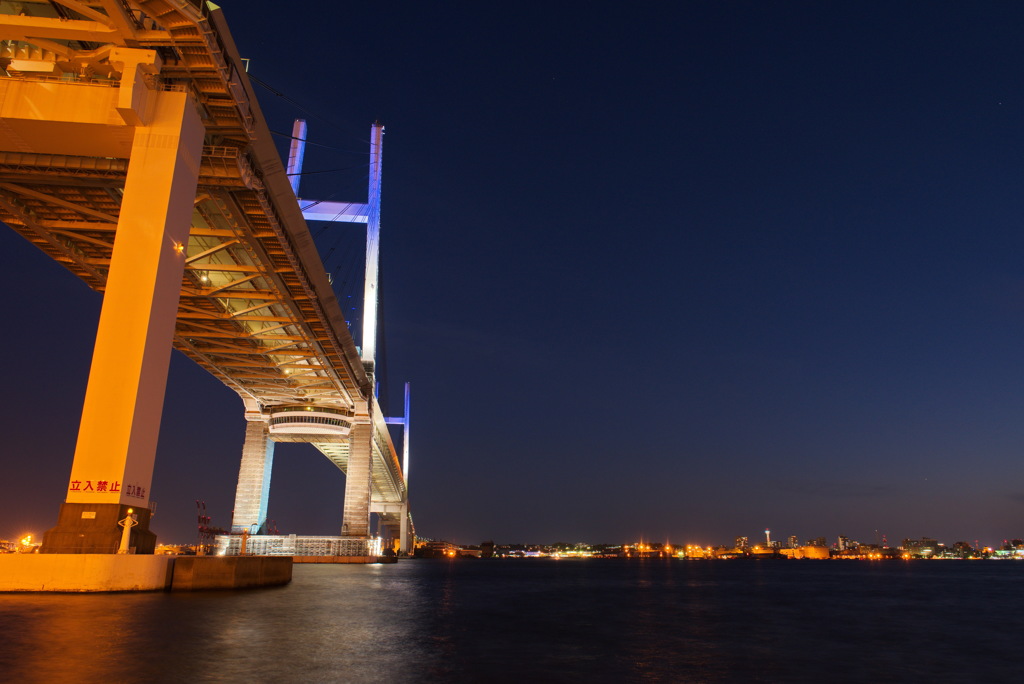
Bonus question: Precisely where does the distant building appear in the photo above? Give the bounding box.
[787,535,799,549]
[808,536,827,547]
[735,536,749,549]
[902,538,940,557]
[951,541,975,558]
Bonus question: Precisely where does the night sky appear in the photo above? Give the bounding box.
[4,2,1024,548]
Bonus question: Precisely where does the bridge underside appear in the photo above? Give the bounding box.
[0,1,411,553]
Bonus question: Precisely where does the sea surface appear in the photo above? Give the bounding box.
[0,558,1020,683]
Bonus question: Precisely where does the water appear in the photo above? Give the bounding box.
[0,559,1020,683]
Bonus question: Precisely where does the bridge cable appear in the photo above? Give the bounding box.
[269,129,364,155]
[333,239,365,336]
[316,225,364,328]
[299,171,369,211]
[250,73,358,142]
[286,164,367,177]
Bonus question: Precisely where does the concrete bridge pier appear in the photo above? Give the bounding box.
[230,419,275,534]
[399,507,411,554]
[39,85,205,553]
[341,421,374,537]
[371,501,412,555]
[378,520,403,554]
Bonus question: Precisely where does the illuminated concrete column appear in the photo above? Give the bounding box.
[230,420,275,534]
[341,421,373,537]
[361,123,384,381]
[42,90,204,554]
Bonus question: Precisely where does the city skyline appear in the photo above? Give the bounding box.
[414,529,1021,554]
[4,2,1024,546]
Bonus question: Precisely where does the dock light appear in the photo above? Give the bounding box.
[173,241,185,255]
[127,508,134,514]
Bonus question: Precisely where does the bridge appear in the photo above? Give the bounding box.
[0,1,413,556]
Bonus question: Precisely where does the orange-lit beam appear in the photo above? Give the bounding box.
[66,90,204,511]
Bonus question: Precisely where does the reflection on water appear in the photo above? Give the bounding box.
[1,560,1023,682]
[0,565,432,683]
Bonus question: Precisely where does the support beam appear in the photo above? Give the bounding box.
[230,420,275,534]
[41,90,204,554]
[299,200,368,223]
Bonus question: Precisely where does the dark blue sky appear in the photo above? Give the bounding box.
[4,1,1024,547]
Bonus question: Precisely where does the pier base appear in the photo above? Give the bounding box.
[40,503,156,555]
[171,556,292,590]
[0,555,292,592]
[0,554,172,592]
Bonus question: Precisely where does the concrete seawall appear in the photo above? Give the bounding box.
[0,555,292,592]
[0,555,174,592]
[172,556,293,590]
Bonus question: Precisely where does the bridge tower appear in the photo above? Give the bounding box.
[341,122,384,542]
[228,122,412,554]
